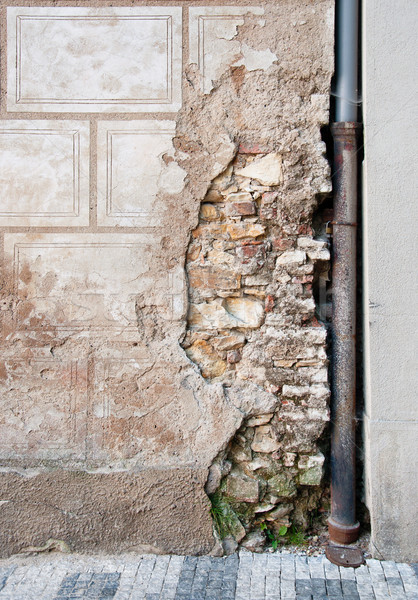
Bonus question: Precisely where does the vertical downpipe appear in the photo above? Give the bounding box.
[328,0,361,545]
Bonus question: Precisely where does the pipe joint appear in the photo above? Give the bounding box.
[328,517,361,545]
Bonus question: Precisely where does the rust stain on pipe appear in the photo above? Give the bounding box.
[328,122,362,545]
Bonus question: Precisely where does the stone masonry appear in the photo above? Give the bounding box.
[0,1,334,556]
[182,150,331,553]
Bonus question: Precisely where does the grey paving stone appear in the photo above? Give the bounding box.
[339,567,356,581]
[311,577,327,595]
[326,577,343,596]
[295,578,312,595]
[341,579,360,597]
[0,552,415,600]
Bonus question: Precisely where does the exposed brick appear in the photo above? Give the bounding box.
[238,143,273,154]
[265,295,275,312]
[272,237,295,251]
[298,224,314,235]
[225,201,256,216]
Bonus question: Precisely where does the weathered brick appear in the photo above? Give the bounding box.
[225,201,256,216]
[265,295,275,313]
[272,237,295,251]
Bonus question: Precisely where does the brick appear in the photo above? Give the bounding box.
[225,201,257,216]
[265,295,275,312]
[272,237,295,251]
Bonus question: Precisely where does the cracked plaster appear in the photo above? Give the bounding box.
[0,0,334,557]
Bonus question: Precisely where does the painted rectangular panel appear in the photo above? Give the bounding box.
[7,7,182,113]
[0,120,89,226]
[0,357,87,460]
[91,352,154,456]
[97,120,178,227]
[189,7,264,94]
[3,233,160,334]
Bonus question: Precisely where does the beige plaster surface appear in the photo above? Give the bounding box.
[7,6,182,113]
[3,233,161,334]
[0,0,335,556]
[189,6,266,94]
[0,120,89,227]
[0,356,88,461]
[96,120,185,227]
[0,469,214,556]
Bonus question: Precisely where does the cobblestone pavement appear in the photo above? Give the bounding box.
[0,551,417,599]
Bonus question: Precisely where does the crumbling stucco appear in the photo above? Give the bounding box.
[0,0,334,557]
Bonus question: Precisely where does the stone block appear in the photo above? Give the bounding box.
[267,473,297,498]
[298,452,325,486]
[226,472,259,503]
[200,203,219,221]
[276,250,307,266]
[225,192,253,203]
[0,120,89,226]
[185,340,226,379]
[225,201,256,216]
[265,503,293,520]
[246,414,274,427]
[187,265,241,291]
[251,426,280,453]
[307,248,331,261]
[236,153,283,185]
[97,121,185,227]
[240,530,266,552]
[188,297,264,330]
[205,189,224,203]
[7,7,182,113]
[298,466,323,486]
[211,333,246,351]
[227,223,265,239]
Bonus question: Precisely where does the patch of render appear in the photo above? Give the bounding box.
[0,0,335,556]
[176,5,335,553]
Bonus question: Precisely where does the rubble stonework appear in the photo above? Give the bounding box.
[182,154,331,551]
[0,1,334,556]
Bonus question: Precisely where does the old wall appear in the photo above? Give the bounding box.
[0,0,334,556]
[362,0,418,562]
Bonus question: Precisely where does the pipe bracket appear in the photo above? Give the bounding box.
[331,221,357,227]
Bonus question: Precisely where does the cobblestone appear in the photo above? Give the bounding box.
[0,552,416,599]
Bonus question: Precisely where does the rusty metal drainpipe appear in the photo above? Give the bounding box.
[328,122,361,546]
[327,0,361,547]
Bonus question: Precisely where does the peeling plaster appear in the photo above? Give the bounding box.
[0,0,334,557]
